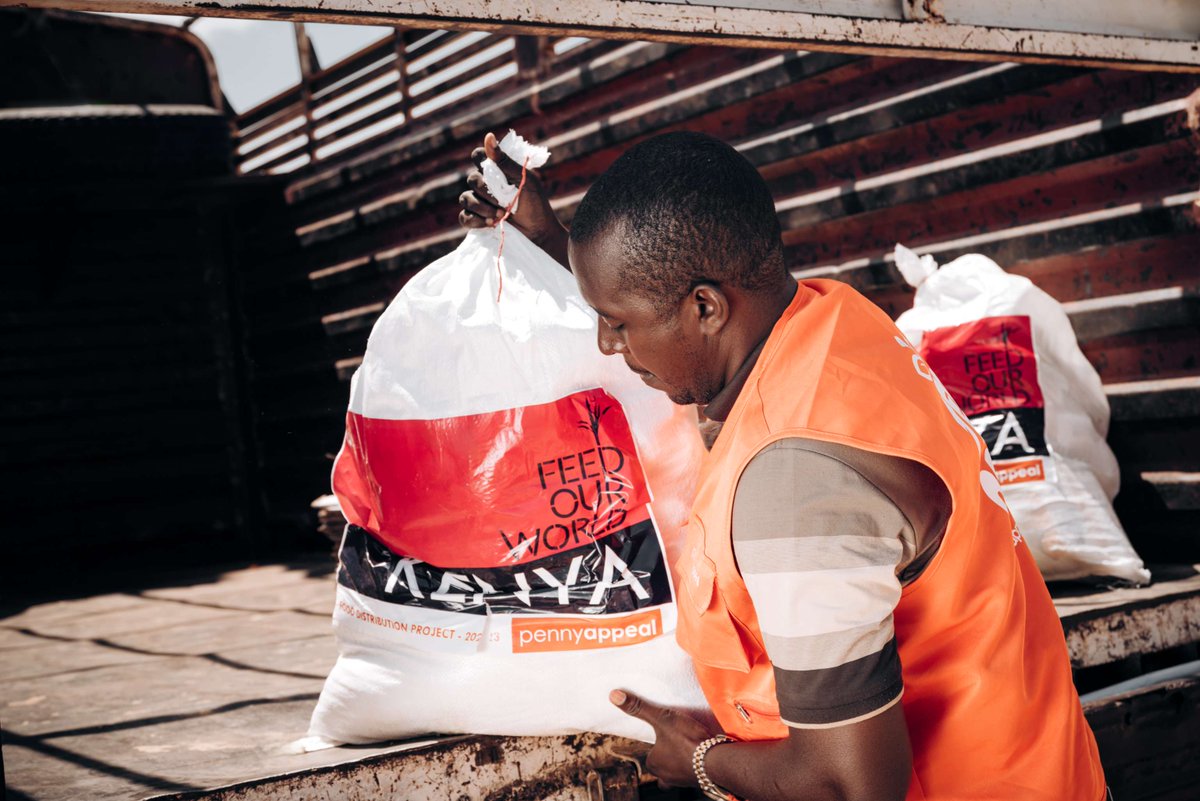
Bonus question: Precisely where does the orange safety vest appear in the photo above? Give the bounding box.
[675,280,1105,799]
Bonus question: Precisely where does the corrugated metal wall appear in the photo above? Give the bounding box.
[1,127,262,580]
[1,11,265,585]
[240,39,1199,552]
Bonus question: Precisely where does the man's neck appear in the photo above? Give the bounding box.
[702,338,767,423]
[702,279,798,423]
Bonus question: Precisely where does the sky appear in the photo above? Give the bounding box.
[108,14,392,113]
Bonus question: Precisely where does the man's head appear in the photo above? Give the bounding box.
[567,131,790,405]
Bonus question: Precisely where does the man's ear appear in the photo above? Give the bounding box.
[690,283,729,335]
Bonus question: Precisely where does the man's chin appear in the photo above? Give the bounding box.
[665,387,704,406]
[635,372,708,406]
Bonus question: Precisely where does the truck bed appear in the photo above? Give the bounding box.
[3,558,1198,800]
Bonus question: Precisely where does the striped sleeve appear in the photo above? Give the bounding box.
[731,439,911,728]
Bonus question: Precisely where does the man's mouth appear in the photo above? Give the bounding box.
[626,362,651,378]
[626,363,661,388]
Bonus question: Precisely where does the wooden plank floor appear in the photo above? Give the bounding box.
[4,559,1200,800]
[0,559,405,801]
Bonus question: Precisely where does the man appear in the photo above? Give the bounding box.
[460,131,1105,800]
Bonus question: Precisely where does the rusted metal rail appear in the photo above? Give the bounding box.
[146,733,643,801]
[7,0,1200,73]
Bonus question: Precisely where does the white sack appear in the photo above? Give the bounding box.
[307,178,708,746]
[894,246,1149,585]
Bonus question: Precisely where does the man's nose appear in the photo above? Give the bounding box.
[597,319,625,356]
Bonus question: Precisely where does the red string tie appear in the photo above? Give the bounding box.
[493,155,531,303]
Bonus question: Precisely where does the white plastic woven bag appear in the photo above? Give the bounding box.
[893,245,1149,585]
[305,134,708,748]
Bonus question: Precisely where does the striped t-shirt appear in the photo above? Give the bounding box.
[730,437,951,728]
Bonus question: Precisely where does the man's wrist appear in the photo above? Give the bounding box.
[531,223,571,268]
[692,735,738,801]
[531,221,567,245]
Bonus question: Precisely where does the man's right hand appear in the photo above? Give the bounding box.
[458,132,570,268]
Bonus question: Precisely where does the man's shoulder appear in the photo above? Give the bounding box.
[733,437,951,583]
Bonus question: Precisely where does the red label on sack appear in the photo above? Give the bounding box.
[919,315,1050,469]
[333,388,653,569]
[920,315,1042,416]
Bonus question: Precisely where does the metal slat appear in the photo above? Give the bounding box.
[288,44,746,230]
[236,87,306,134]
[765,68,1196,209]
[313,82,402,135]
[310,32,402,95]
[1082,326,1200,384]
[1140,472,1200,511]
[239,127,309,167]
[280,41,680,203]
[235,101,307,147]
[312,101,406,155]
[405,33,507,86]
[1007,232,1200,302]
[403,29,453,62]
[779,112,1190,235]
[254,143,313,174]
[409,49,513,105]
[783,137,1199,266]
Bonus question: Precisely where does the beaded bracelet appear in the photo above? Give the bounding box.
[692,734,736,801]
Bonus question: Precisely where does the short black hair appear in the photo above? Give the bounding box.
[569,131,786,311]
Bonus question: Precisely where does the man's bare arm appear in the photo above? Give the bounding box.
[613,690,911,801]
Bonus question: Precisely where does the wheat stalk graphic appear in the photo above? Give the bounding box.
[578,397,610,455]
[576,396,630,521]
